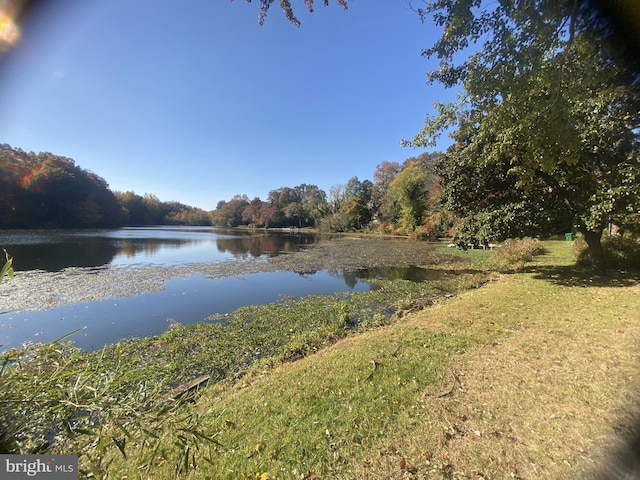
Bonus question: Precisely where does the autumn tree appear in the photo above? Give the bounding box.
[0,145,123,228]
[405,0,640,270]
[116,191,146,225]
[297,184,328,226]
[164,201,211,225]
[318,177,373,231]
[343,176,373,229]
[115,192,165,225]
[257,202,281,227]
[267,184,327,227]
[141,194,164,224]
[371,161,402,224]
[211,195,250,227]
[386,159,435,233]
[284,202,306,227]
[242,197,265,226]
[268,186,299,211]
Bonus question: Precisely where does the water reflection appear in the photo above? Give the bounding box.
[0,228,446,352]
[215,233,312,259]
[2,236,120,271]
[114,237,190,258]
[0,227,319,271]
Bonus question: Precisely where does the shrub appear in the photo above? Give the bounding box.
[318,212,350,233]
[420,211,454,240]
[493,237,544,270]
[378,222,394,235]
[574,233,640,271]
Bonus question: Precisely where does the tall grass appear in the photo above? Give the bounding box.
[493,237,545,270]
[0,248,13,284]
[0,248,15,453]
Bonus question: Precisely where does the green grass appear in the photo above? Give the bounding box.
[105,324,472,479]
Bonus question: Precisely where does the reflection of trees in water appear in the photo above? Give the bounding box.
[115,238,194,258]
[325,265,441,289]
[322,268,361,289]
[2,230,319,272]
[295,270,319,276]
[6,236,199,271]
[339,270,358,289]
[6,238,120,271]
[215,233,317,258]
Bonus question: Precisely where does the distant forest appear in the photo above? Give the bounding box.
[0,144,451,237]
[0,144,211,228]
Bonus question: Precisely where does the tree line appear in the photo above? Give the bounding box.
[0,143,459,238]
[0,144,210,228]
[209,151,450,237]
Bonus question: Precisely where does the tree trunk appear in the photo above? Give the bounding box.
[581,228,607,274]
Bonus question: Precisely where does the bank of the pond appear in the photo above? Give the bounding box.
[0,239,492,461]
[12,241,637,479]
[105,241,640,480]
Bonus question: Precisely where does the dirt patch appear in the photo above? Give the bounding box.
[0,238,450,312]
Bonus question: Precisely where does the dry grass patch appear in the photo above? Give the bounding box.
[356,271,640,479]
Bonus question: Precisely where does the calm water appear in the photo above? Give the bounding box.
[0,227,428,351]
[0,226,315,271]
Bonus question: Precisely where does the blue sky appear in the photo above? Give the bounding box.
[0,1,456,210]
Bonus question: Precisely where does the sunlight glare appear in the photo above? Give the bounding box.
[0,9,20,51]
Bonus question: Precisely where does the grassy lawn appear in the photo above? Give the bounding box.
[97,241,640,479]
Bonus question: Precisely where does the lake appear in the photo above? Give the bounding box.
[0,227,433,351]
[0,226,316,271]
